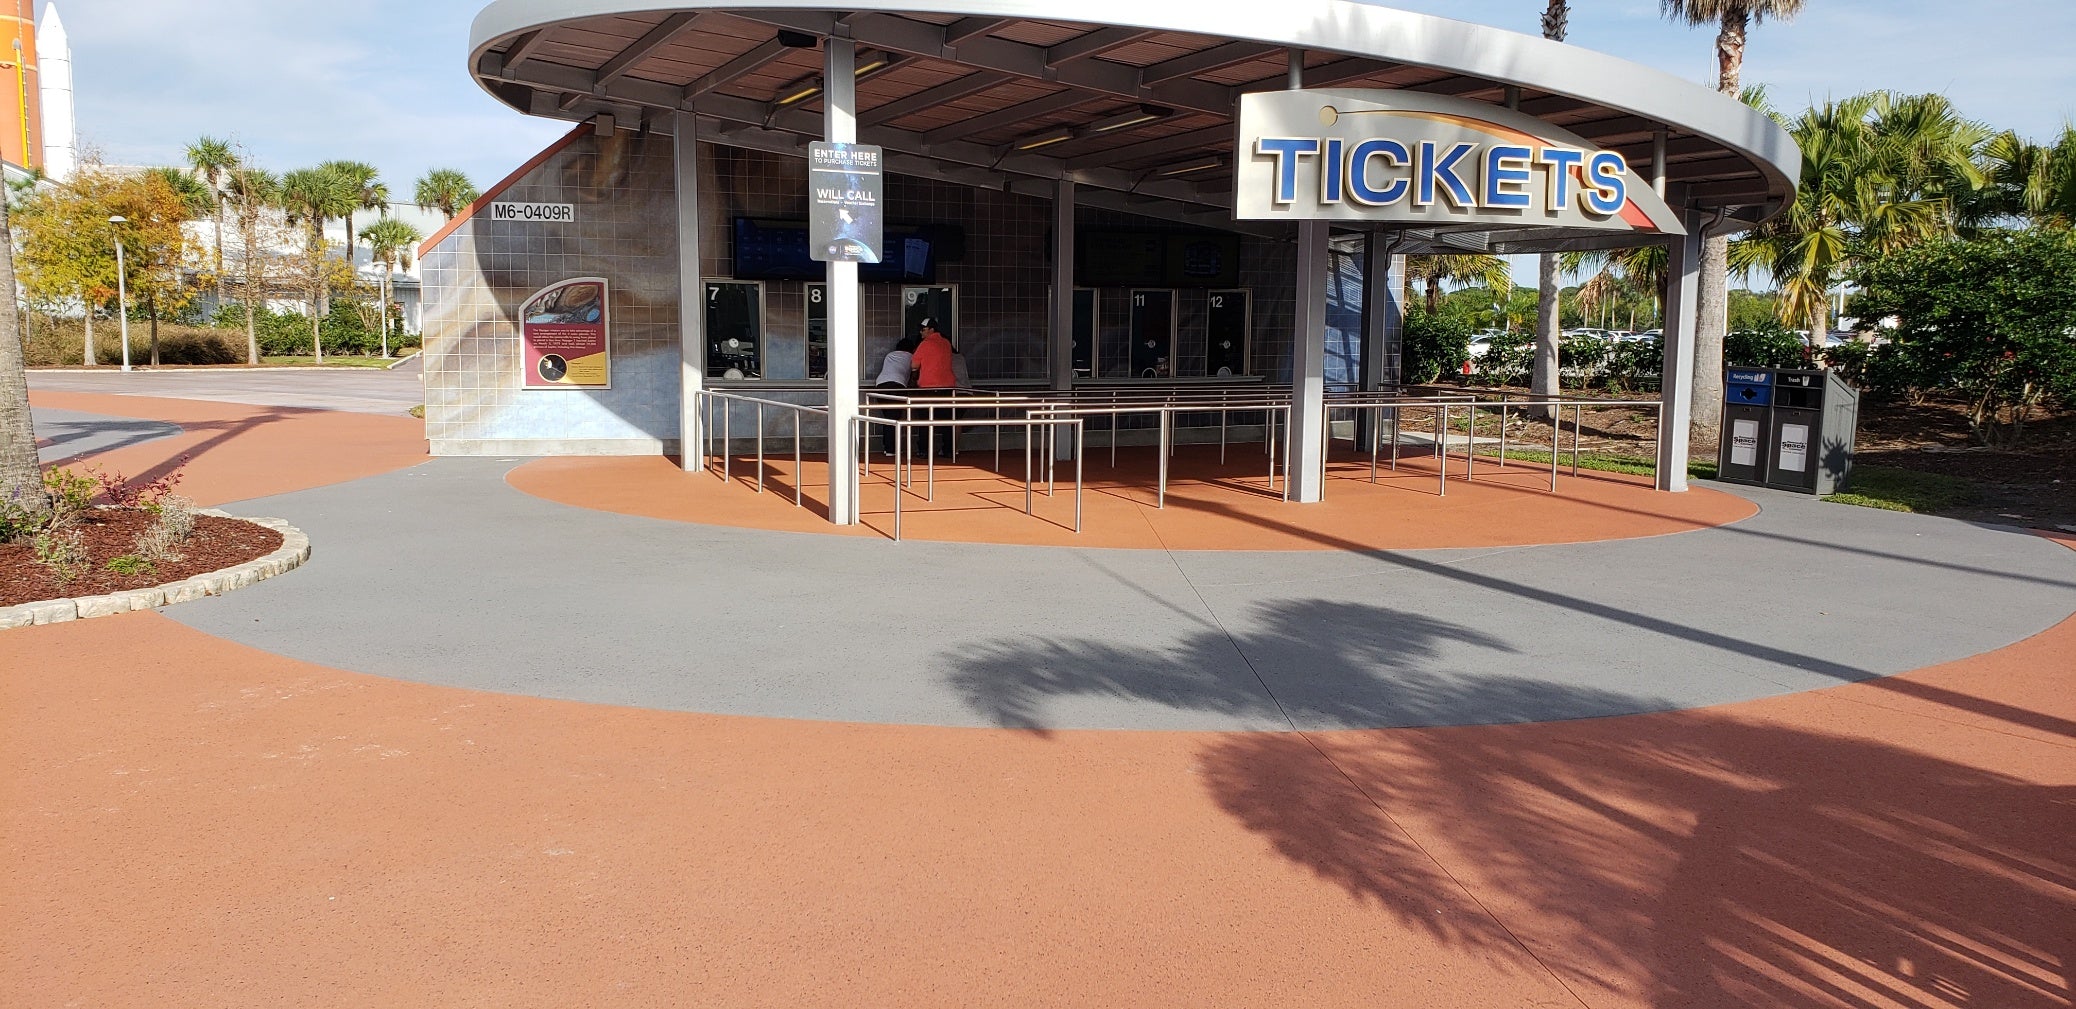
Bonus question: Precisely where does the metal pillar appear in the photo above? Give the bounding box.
[1657,210,1703,491]
[1049,179,1075,393]
[673,113,704,471]
[824,38,862,524]
[1286,48,1327,502]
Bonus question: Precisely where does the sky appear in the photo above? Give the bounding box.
[50,0,2076,203]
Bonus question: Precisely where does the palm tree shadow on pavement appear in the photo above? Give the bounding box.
[943,598,1671,734]
[1203,713,2075,1008]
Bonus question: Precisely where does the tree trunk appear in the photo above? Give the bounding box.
[1689,10,1747,460]
[242,209,260,365]
[0,195,45,520]
[1532,253,1560,418]
[148,294,160,367]
[1425,276,1441,314]
[1690,235,1729,455]
[213,200,226,305]
[379,268,391,358]
[83,296,94,366]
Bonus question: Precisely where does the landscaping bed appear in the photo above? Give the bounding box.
[0,509,283,606]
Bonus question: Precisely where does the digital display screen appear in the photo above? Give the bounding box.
[1075,230,1241,288]
[732,217,934,282]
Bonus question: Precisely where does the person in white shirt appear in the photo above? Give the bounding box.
[873,334,922,456]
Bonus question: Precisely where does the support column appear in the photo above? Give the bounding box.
[824,38,861,524]
[1657,210,1703,491]
[1290,220,1330,502]
[1049,179,1075,393]
[1357,232,1403,450]
[673,113,704,472]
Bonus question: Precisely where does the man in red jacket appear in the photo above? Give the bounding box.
[910,318,956,458]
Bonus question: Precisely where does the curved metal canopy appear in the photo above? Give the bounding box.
[469,0,1797,252]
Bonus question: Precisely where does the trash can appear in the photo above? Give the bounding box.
[1718,368,1773,485]
[1716,367,1859,494]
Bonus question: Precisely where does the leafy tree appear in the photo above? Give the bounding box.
[1852,228,2076,445]
[1725,289,1781,331]
[1400,310,1474,384]
[223,158,284,364]
[359,217,422,358]
[120,170,210,365]
[413,168,479,220]
[14,166,120,366]
[185,136,237,304]
[1659,0,1805,450]
[0,185,40,523]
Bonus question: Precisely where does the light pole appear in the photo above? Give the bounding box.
[108,215,131,371]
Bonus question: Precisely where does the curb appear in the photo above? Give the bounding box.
[0,513,310,631]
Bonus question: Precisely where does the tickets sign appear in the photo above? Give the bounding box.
[1235,89,1684,236]
[520,277,609,390]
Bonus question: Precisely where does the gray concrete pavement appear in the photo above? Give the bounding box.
[161,450,2076,732]
[29,366,422,415]
[32,407,182,464]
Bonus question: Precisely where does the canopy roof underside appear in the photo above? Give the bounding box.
[470,1,1798,252]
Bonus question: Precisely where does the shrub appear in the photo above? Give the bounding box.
[1558,334,1613,388]
[1401,310,1473,385]
[1474,330,1534,386]
[33,530,88,585]
[82,456,188,511]
[134,494,195,563]
[1605,337,1664,392]
[1821,340,1872,387]
[105,554,155,578]
[1724,321,1809,369]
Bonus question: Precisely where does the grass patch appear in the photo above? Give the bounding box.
[1823,465,1979,514]
[259,355,399,368]
[1471,447,1717,481]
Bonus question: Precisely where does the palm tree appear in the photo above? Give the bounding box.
[413,168,479,220]
[321,160,387,258]
[278,166,359,362]
[360,218,422,359]
[1404,254,1512,313]
[1730,92,1976,345]
[223,162,278,364]
[1659,0,1806,451]
[185,136,237,305]
[1528,0,1570,416]
[0,189,41,523]
[1966,126,2076,229]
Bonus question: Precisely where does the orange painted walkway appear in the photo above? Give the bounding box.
[6,392,2072,1007]
[512,448,1754,549]
[28,390,428,507]
[4,574,2071,1008]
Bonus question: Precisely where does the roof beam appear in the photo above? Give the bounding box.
[1046,27,1157,67]
[862,70,1013,128]
[682,37,794,100]
[943,17,1009,45]
[595,12,701,86]
[1139,42,1279,86]
[919,88,1088,146]
[727,11,1233,115]
[499,30,548,74]
[1299,57,1397,88]
[1066,124,1231,171]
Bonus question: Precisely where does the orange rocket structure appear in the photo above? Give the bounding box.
[0,0,41,171]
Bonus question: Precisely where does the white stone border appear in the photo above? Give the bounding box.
[0,512,309,630]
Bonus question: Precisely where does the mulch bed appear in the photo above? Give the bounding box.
[0,510,284,606]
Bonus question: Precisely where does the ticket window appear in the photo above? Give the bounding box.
[1206,289,1250,377]
[902,286,957,348]
[805,282,828,380]
[1071,289,1096,378]
[705,280,763,380]
[1128,289,1176,379]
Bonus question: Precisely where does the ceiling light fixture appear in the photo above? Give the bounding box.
[1091,104,1171,133]
[1154,156,1223,176]
[1013,126,1077,151]
[774,77,822,106]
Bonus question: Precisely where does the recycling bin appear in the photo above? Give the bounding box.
[1716,367,1859,494]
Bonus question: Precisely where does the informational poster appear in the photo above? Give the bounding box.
[808,142,883,263]
[1777,423,1810,472]
[520,277,609,390]
[1729,419,1759,467]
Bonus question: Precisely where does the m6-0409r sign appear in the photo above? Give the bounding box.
[1235,90,1684,236]
[490,202,576,223]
